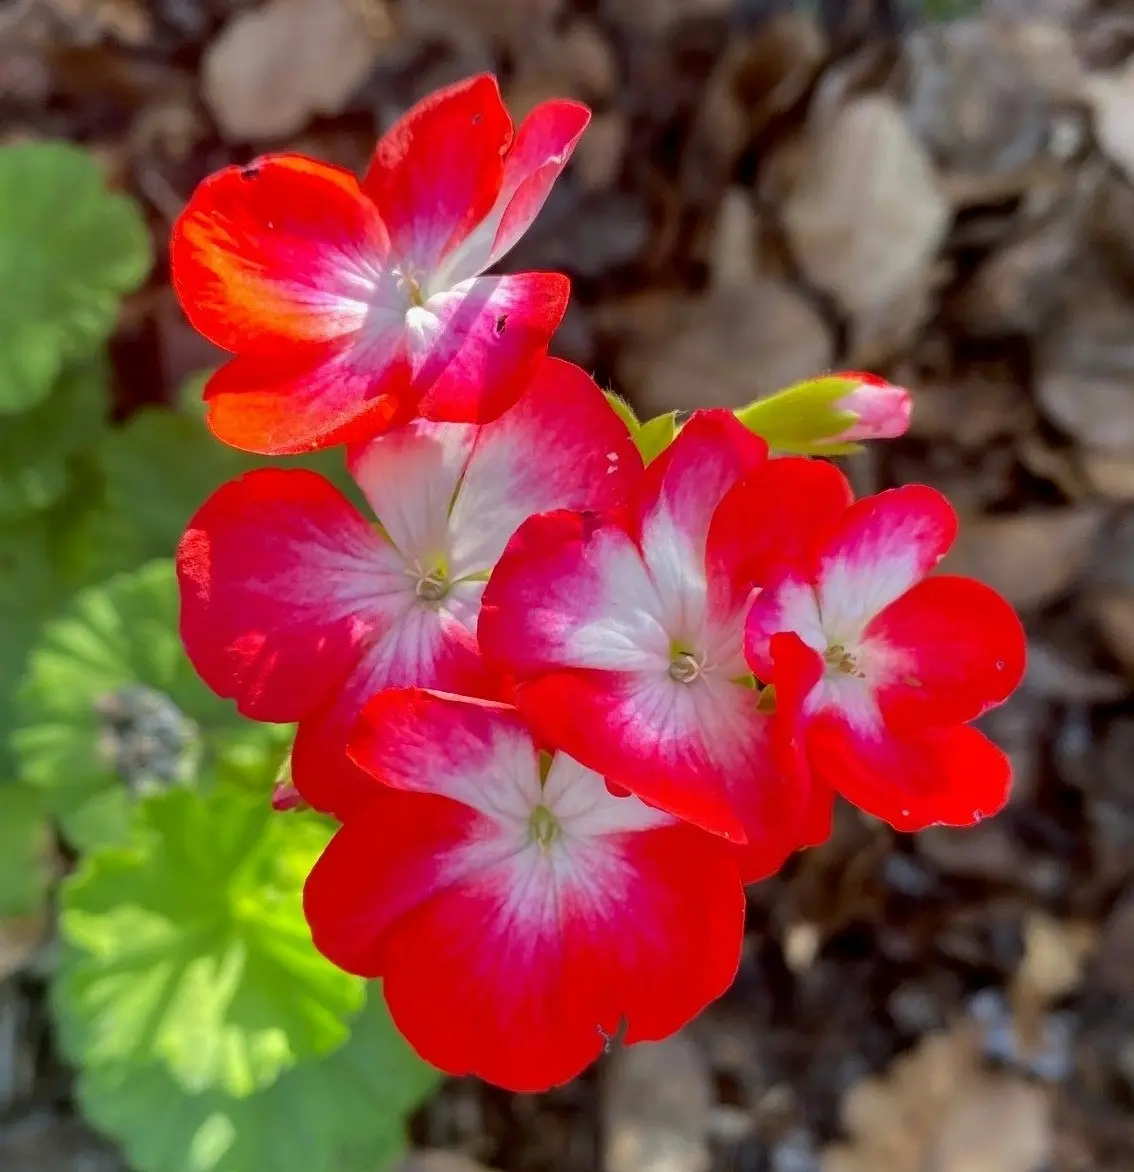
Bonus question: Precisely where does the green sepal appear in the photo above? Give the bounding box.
[734,375,863,456]
[604,392,678,464]
[54,785,365,1098]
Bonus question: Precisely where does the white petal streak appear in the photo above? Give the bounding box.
[562,530,671,671]
[613,670,764,776]
[349,420,476,567]
[543,754,674,838]
[817,513,937,641]
[640,495,710,646]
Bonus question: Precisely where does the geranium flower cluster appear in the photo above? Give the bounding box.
[172,75,1027,1093]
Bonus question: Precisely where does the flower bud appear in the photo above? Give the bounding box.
[830,372,911,442]
[734,370,912,455]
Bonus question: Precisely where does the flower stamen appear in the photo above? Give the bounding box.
[415,573,448,602]
[824,643,862,677]
[668,651,704,684]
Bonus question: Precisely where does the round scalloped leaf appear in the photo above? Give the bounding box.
[77,984,439,1172]
[55,786,365,1097]
[96,395,362,564]
[0,515,70,776]
[0,141,152,414]
[0,357,110,521]
[13,559,292,852]
[0,783,55,918]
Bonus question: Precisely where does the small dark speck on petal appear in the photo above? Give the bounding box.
[240,164,260,181]
[494,314,507,335]
[472,113,482,126]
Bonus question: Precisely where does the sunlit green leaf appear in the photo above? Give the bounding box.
[0,357,110,521]
[77,983,439,1172]
[55,786,365,1097]
[0,783,54,918]
[0,141,151,414]
[13,559,291,852]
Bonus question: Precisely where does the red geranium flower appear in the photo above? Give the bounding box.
[303,689,745,1092]
[176,358,641,820]
[741,481,1027,831]
[478,410,834,877]
[171,74,588,454]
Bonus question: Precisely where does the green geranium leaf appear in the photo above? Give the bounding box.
[13,559,292,852]
[0,516,71,775]
[603,392,677,464]
[55,786,365,1098]
[77,984,439,1172]
[0,784,54,918]
[0,357,110,521]
[97,390,362,563]
[0,141,151,414]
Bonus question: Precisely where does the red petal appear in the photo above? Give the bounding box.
[290,595,498,821]
[411,272,570,423]
[869,575,1027,728]
[445,357,643,571]
[176,469,396,722]
[305,785,744,1091]
[708,456,853,609]
[363,74,512,274]
[203,341,412,455]
[171,154,390,356]
[484,100,591,269]
[437,99,592,283]
[808,716,1012,832]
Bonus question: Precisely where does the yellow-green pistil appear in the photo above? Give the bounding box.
[529,804,559,849]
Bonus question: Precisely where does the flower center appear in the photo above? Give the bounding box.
[394,265,426,308]
[415,572,448,603]
[824,643,862,677]
[529,804,559,849]
[668,651,704,684]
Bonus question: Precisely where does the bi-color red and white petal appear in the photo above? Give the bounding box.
[177,359,642,820]
[743,487,1027,832]
[171,75,588,454]
[480,410,811,860]
[303,690,745,1092]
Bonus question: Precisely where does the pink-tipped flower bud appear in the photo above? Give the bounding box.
[830,372,912,442]
[271,780,305,812]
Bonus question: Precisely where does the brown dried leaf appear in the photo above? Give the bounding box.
[1086,59,1134,186]
[0,910,48,983]
[203,0,393,141]
[393,1154,498,1172]
[604,1032,713,1172]
[1091,589,1134,677]
[780,94,949,359]
[822,1022,1051,1172]
[1037,275,1134,450]
[603,279,833,417]
[1018,911,1097,1004]
[942,508,1103,611]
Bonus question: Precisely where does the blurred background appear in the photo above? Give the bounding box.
[3,0,1134,1170]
